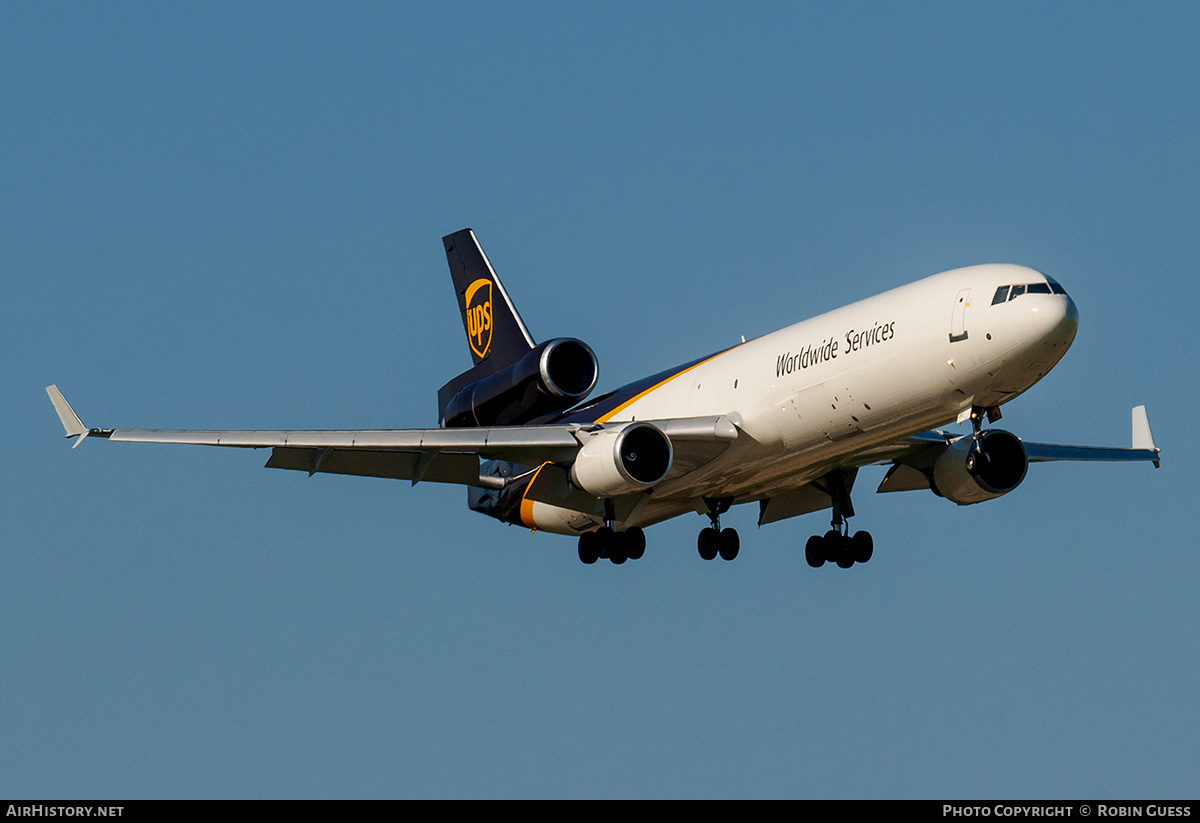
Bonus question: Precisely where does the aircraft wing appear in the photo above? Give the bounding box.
[1021,406,1160,465]
[875,405,1160,495]
[45,385,739,487]
[756,406,1161,525]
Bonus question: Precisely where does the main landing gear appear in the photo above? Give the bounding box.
[577,525,646,565]
[697,497,739,561]
[804,527,873,569]
[578,498,647,565]
[803,469,873,569]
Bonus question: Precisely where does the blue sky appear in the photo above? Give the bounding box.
[3,3,1197,798]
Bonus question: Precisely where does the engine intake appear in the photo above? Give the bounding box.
[570,423,673,498]
[932,429,1028,505]
[443,338,598,427]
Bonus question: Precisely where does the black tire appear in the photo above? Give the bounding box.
[578,532,599,565]
[624,527,646,560]
[596,526,625,564]
[852,531,874,563]
[718,528,740,561]
[805,535,826,568]
[823,530,842,562]
[697,527,719,560]
[595,525,613,554]
[836,534,856,568]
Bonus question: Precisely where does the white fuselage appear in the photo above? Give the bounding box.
[525,263,1079,533]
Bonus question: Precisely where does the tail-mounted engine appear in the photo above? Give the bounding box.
[931,429,1028,505]
[570,422,673,498]
[442,338,598,428]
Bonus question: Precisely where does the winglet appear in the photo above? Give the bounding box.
[45,385,89,447]
[1132,405,1159,467]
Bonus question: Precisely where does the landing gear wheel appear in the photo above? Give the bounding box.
[823,530,842,563]
[836,534,856,568]
[697,527,719,560]
[578,531,600,565]
[718,528,740,561]
[805,535,826,568]
[852,531,874,563]
[591,525,627,564]
[624,527,646,561]
[602,527,627,565]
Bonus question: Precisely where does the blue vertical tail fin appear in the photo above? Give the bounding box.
[438,229,538,421]
[443,228,536,371]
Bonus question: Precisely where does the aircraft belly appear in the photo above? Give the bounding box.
[636,325,1055,508]
[518,497,695,534]
[649,371,965,505]
[522,501,604,535]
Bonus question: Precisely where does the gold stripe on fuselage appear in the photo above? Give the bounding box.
[593,348,737,423]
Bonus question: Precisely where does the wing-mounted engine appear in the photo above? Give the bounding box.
[931,429,1028,505]
[569,422,673,498]
[442,338,599,428]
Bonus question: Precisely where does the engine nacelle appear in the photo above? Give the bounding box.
[443,338,598,427]
[931,429,1029,505]
[569,423,673,498]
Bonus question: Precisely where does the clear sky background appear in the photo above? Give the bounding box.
[3,3,1197,799]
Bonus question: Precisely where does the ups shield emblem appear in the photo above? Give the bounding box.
[464,278,493,360]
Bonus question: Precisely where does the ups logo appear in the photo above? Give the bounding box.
[464,277,493,359]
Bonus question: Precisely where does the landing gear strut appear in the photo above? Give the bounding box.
[968,404,1002,452]
[698,497,739,561]
[803,470,873,569]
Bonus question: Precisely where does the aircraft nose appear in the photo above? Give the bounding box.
[1031,292,1079,348]
[1064,293,1080,333]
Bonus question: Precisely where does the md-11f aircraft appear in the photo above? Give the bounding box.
[48,229,1160,567]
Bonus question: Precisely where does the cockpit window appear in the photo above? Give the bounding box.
[993,281,1069,304]
[993,281,1070,304]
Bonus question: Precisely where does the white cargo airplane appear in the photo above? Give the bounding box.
[48,229,1160,566]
